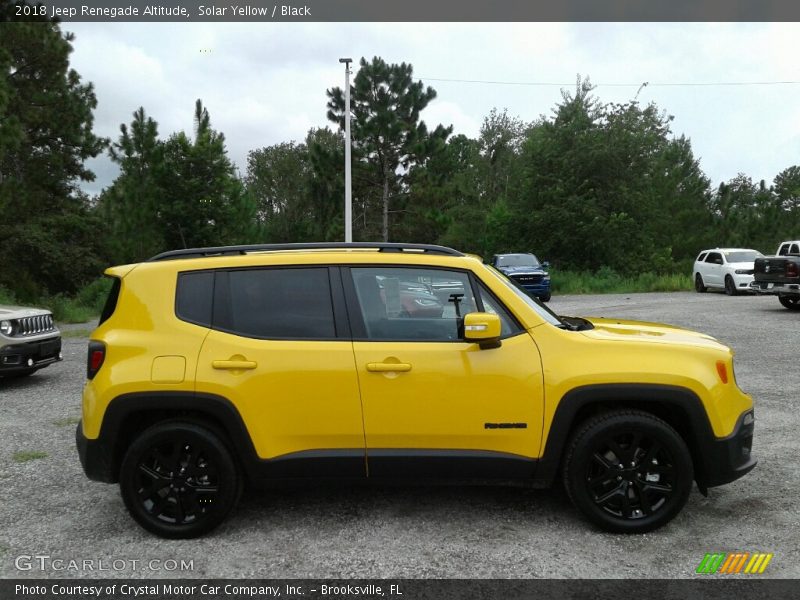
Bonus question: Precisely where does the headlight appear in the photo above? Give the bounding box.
[734,269,749,275]
[0,320,13,336]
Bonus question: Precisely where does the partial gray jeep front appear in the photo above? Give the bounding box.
[0,306,62,376]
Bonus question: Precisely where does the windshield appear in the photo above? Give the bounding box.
[484,266,563,327]
[495,254,540,268]
[725,251,763,263]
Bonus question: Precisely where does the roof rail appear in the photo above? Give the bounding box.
[147,242,464,262]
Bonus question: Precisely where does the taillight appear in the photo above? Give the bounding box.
[87,341,106,379]
[786,262,799,278]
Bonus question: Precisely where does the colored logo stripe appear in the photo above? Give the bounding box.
[696,553,773,574]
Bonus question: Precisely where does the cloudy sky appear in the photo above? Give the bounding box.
[62,22,800,196]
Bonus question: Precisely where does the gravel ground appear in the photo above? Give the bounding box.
[0,291,797,579]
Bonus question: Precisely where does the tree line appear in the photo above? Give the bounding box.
[2,11,799,301]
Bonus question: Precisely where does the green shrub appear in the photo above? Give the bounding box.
[43,294,95,324]
[74,277,113,313]
[552,268,692,295]
[0,286,17,305]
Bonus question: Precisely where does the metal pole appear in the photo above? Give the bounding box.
[339,58,353,243]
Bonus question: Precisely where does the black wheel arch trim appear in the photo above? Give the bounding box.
[532,383,747,489]
[80,391,262,483]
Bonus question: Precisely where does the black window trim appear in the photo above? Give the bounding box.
[208,265,347,342]
[341,264,526,344]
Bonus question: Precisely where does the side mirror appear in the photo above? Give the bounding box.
[542,261,550,269]
[463,312,502,349]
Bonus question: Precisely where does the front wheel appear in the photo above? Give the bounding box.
[778,295,800,310]
[540,293,552,302]
[694,274,707,293]
[724,275,737,296]
[119,421,241,539]
[562,410,693,533]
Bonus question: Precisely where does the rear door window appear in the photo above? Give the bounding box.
[217,267,336,339]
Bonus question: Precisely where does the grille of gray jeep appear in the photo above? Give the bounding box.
[15,315,56,337]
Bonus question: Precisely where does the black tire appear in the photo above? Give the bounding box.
[562,410,693,534]
[694,274,707,293]
[119,421,241,539]
[724,275,737,296]
[541,293,552,302]
[778,295,800,310]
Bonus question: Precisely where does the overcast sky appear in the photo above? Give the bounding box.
[63,22,800,196]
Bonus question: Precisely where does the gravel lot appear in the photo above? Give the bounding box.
[1,291,798,579]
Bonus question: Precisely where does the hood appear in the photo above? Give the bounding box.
[579,317,728,351]
[0,305,51,318]
[727,261,755,269]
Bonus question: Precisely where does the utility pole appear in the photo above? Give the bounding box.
[339,58,353,243]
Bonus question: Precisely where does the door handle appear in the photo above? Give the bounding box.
[212,360,257,370]
[366,362,412,373]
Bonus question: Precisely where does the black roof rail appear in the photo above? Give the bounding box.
[147,242,464,262]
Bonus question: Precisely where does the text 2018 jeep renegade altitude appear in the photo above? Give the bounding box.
[77,243,756,538]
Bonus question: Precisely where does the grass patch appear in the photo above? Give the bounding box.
[61,328,93,339]
[552,269,692,295]
[13,450,48,463]
[53,416,81,427]
[45,295,95,324]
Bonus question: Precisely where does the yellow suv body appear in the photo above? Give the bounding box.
[76,243,756,538]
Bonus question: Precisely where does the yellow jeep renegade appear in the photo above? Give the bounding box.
[76,243,756,538]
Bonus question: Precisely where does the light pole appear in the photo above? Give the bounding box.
[339,58,353,243]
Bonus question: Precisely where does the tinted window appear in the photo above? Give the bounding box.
[495,254,540,268]
[176,271,214,327]
[779,245,789,256]
[725,251,762,263]
[696,252,708,262]
[99,277,121,326]
[791,244,800,255]
[224,268,335,339]
[351,267,476,341]
[705,252,723,264]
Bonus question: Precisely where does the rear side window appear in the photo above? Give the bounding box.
[176,271,214,327]
[220,268,336,339]
[779,244,789,256]
[791,244,800,255]
[696,252,707,262]
[98,277,121,326]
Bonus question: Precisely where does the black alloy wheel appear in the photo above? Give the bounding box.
[563,411,693,533]
[120,421,241,538]
[778,295,800,310]
[694,274,707,293]
[724,276,737,296]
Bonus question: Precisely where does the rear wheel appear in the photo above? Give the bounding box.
[119,421,241,539]
[778,295,800,310]
[694,274,707,293]
[724,275,737,296]
[563,410,693,533]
